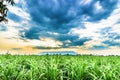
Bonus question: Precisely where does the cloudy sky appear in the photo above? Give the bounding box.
[0,0,120,55]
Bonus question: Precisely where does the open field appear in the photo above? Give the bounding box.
[0,55,120,80]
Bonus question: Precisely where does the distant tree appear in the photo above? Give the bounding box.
[6,50,9,55]
[0,0,14,22]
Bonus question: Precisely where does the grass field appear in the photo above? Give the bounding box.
[0,55,120,80]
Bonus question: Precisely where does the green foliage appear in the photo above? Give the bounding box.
[0,55,120,80]
[0,0,14,22]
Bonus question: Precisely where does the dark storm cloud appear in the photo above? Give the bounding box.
[55,34,91,47]
[87,0,118,21]
[26,0,118,27]
[24,0,118,34]
[21,26,43,39]
[20,0,118,47]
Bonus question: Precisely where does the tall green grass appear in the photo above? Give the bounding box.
[0,55,120,80]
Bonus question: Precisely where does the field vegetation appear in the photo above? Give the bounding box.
[0,55,120,80]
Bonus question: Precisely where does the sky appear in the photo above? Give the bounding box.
[0,0,120,55]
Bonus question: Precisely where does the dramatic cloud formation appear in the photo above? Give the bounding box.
[19,0,119,48]
[0,0,120,52]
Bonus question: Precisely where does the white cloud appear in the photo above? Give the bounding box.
[83,39,107,49]
[4,1,32,36]
[13,38,63,48]
[79,0,92,5]
[94,1,103,14]
[0,24,19,39]
[8,5,30,20]
[47,32,59,36]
